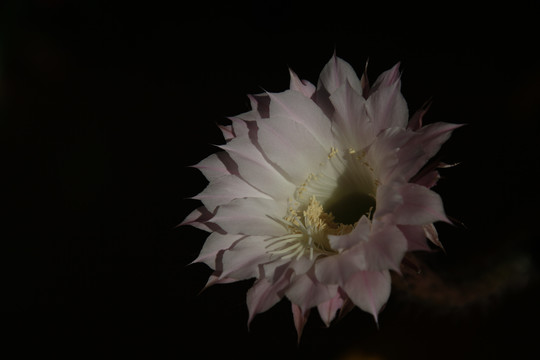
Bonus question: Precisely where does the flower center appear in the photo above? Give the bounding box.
[265,147,379,261]
[265,196,353,260]
[325,192,376,225]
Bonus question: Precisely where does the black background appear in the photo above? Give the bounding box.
[3,1,540,359]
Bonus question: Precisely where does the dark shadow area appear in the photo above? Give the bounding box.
[2,1,539,359]
[326,192,376,225]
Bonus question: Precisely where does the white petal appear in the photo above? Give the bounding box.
[227,116,250,138]
[267,90,334,151]
[367,127,413,184]
[220,136,295,200]
[211,197,286,236]
[289,68,316,98]
[424,223,444,250]
[329,81,375,149]
[192,233,244,268]
[257,116,329,184]
[366,67,408,133]
[363,222,407,273]
[395,184,449,225]
[218,124,234,141]
[203,274,238,288]
[376,182,449,225]
[236,94,269,121]
[398,225,431,252]
[369,62,401,94]
[314,246,367,285]
[317,55,363,96]
[260,256,314,284]
[219,235,273,280]
[179,206,215,232]
[245,94,271,120]
[193,174,272,211]
[413,169,440,188]
[191,152,231,180]
[328,216,370,251]
[374,181,404,223]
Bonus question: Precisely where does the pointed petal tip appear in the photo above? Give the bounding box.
[291,303,309,344]
[331,49,338,62]
[448,215,467,229]
[439,212,453,225]
[391,266,403,277]
[373,314,380,329]
[176,213,197,227]
[197,273,220,295]
[246,311,256,332]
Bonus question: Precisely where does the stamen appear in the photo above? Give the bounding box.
[271,242,304,256]
[264,234,304,249]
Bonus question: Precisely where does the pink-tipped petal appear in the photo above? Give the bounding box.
[336,292,356,321]
[226,116,250,138]
[407,99,432,130]
[413,169,440,188]
[219,236,273,280]
[247,271,293,327]
[317,54,363,96]
[416,122,463,157]
[365,78,408,132]
[368,127,415,184]
[285,271,339,311]
[219,136,296,200]
[317,292,344,327]
[218,124,235,141]
[360,59,370,96]
[369,62,401,94]
[424,223,444,251]
[376,182,449,225]
[202,273,238,290]
[289,68,316,98]
[179,206,216,232]
[240,94,270,120]
[343,270,391,325]
[363,223,408,273]
[191,152,231,180]
[291,303,310,342]
[192,233,244,267]
[395,183,450,225]
[398,122,463,181]
[329,81,375,148]
[397,225,431,252]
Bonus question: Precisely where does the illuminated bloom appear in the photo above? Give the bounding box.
[183,55,460,339]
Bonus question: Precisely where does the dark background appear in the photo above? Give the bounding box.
[2,1,540,359]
